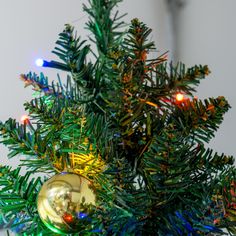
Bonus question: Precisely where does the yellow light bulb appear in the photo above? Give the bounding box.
[176,93,184,102]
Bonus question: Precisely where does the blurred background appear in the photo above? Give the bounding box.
[0,0,235,233]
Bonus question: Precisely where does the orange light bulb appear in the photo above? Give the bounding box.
[21,115,29,124]
[176,93,184,102]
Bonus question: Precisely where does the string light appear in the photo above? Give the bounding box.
[175,93,184,102]
[35,58,44,67]
[62,213,74,223]
[21,115,29,124]
[78,212,88,219]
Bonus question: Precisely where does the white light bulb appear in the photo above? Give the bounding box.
[35,58,44,67]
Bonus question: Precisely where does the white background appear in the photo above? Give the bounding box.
[176,0,236,159]
[0,0,235,235]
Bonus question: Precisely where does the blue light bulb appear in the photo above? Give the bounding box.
[35,58,44,67]
[77,212,88,219]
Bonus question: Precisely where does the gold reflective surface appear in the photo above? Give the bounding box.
[37,172,96,234]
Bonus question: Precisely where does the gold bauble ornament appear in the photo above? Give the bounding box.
[37,172,96,234]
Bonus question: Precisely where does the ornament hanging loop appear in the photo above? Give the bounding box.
[62,152,73,173]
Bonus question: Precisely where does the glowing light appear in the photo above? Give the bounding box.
[62,213,73,223]
[35,58,44,67]
[176,93,184,102]
[78,212,88,219]
[21,115,29,124]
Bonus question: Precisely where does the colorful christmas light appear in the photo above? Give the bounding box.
[176,93,184,102]
[35,58,44,67]
[20,115,29,124]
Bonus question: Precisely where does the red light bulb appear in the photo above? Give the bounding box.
[62,213,74,223]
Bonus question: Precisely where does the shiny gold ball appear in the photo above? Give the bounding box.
[37,172,96,234]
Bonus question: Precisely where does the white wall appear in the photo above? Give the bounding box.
[176,0,236,158]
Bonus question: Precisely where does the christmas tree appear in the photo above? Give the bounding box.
[1,0,236,235]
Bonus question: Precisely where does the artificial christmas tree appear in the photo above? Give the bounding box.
[0,0,236,235]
